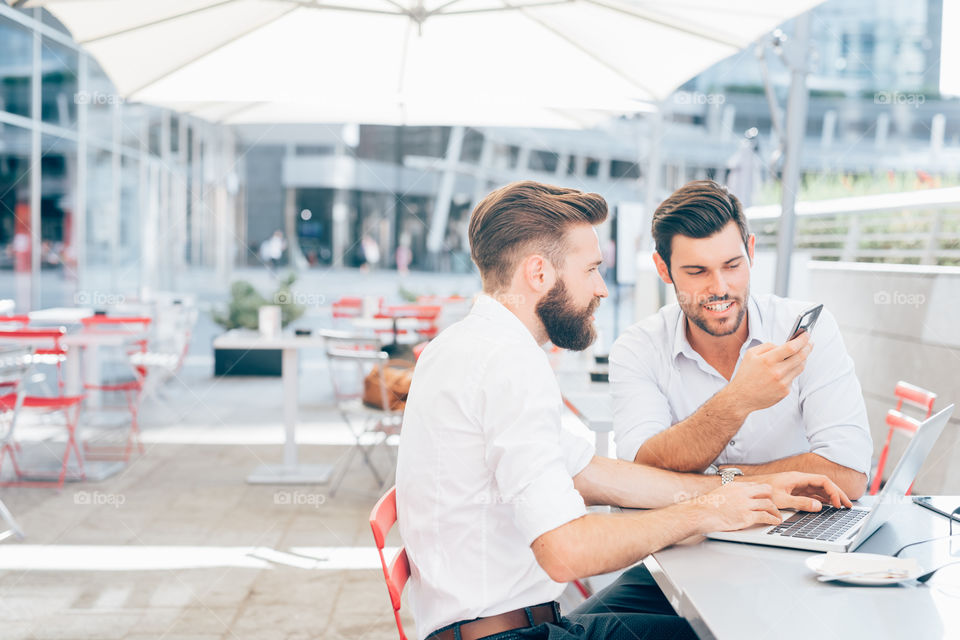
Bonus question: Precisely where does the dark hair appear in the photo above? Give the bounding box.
[651,180,750,272]
[468,181,608,291]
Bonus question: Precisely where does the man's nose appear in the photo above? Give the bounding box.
[707,271,728,297]
[595,275,609,299]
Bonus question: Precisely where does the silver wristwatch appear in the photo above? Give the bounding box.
[719,467,743,485]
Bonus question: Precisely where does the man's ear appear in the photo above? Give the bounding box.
[521,253,554,293]
[747,234,756,265]
[652,252,673,284]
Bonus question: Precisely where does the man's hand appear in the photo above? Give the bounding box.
[751,471,853,511]
[725,332,812,413]
[683,482,782,533]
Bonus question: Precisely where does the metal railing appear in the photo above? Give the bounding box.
[749,189,960,266]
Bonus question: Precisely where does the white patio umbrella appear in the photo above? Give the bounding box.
[24,0,823,127]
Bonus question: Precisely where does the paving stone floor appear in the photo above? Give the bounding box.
[0,358,414,640]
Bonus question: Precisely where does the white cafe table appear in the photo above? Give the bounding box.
[27,307,94,325]
[553,353,612,457]
[635,497,960,640]
[213,329,333,484]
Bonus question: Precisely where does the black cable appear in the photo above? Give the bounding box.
[893,506,960,558]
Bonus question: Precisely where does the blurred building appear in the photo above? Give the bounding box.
[0,3,240,311]
[3,0,959,311]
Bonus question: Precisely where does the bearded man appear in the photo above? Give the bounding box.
[396,181,850,640]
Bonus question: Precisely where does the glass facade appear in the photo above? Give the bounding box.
[0,4,239,311]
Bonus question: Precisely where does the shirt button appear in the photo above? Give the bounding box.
[729,440,736,447]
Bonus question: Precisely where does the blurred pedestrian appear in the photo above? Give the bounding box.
[259,230,286,269]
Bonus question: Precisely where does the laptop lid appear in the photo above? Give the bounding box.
[847,403,954,549]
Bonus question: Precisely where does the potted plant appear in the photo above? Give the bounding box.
[212,274,305,376]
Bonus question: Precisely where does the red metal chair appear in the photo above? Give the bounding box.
[370,486,411,640]
[0,323,68,392]
[0,339,86,489]
[374,305,442,341]
[869,381,937,495]
[412,341,428,361]
[79,315,152,461]
[332,297,364,319]
[333,296,384,319]
[368,485,592,639]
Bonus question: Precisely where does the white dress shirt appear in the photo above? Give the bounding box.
[396,294,594,640]
[610,294,872,474]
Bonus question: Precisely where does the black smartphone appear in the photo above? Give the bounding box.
[913,496,960,522]
[787,304,823,341]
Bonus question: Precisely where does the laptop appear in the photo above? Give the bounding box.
[706,404,954,553]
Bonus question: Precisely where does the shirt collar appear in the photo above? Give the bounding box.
[672,295,767,361]
[470,293,542,347]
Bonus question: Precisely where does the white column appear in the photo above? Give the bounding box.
[471,134,494,207]
[75,53,88,301]
[821,110,837,148]
[426,125,465,256]
[27,24,41,311]
[773,11,811,297]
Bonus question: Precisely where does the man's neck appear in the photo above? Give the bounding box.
[685,313,750,379]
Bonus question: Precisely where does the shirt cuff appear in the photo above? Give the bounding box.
[615,430,648,463]
[513,470,588,546]
[809,426,873,474]
[560,429,594,475]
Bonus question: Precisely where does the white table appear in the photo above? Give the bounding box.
[27,307,94,325]
[213,329,333,484]
[61,329,147,406]
[350,317,429,344]
[642,497,960,640]
[556,368,612,458]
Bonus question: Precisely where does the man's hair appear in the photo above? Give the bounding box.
[651,180,750,272]
[468,181,608,291]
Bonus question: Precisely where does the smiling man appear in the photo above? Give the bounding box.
[610,180,872,499]
[397,181,850,640]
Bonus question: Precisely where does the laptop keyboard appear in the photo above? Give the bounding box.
[766,506,869,541]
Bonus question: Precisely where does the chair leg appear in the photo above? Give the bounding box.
[0,498,24,540]
[328,441,360,498]
[869,429,894,495]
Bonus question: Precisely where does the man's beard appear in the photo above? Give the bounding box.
[677,285,748,338]
[535,279,601,351]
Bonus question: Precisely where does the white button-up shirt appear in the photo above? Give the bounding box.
[610,294,872,474]
[396,295,594,640]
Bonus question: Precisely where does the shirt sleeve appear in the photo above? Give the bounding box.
[609,330,675,462]
[479,346,588,546]
[797,308,873,474]
[559,428,595,477]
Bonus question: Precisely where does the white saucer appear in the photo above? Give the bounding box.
[806,553,922,586]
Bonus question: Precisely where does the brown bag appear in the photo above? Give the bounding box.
[362,359,415,411]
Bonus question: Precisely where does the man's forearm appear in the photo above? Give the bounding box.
[724,453,867,499]
[532,502,704,583]
[633,387,750,472]
[574,456,720,508]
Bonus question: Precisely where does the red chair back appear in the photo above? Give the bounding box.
[369,486,410,640]
[0,327,67,353]
[892,381,936,417]
[412,341,428,361]
[81,315,152,330]
[870,380,937,495]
